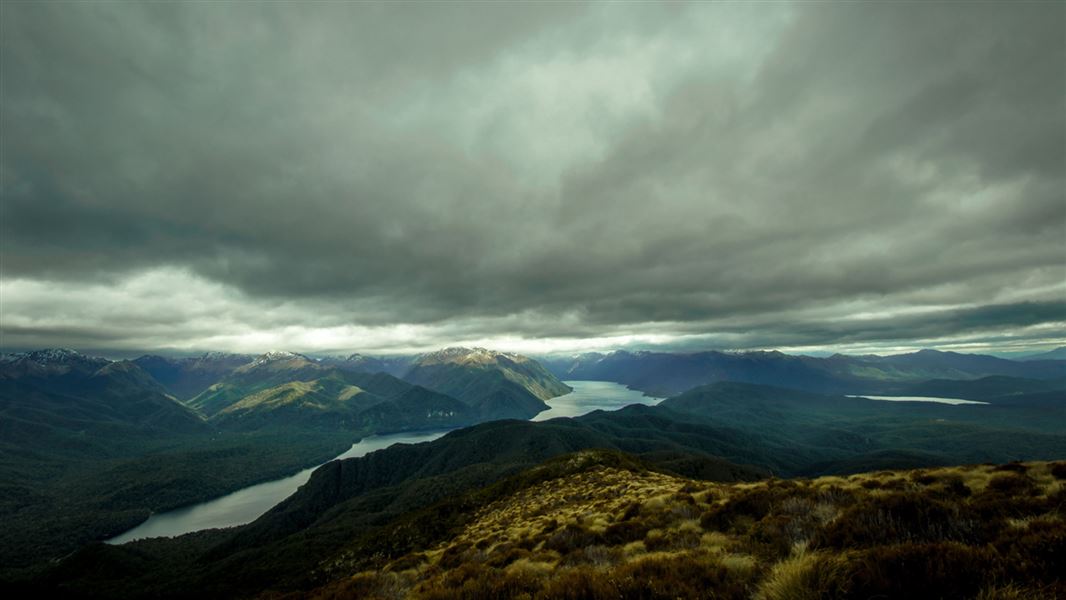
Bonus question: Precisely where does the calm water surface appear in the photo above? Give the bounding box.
[848,394,988,405]
[534,380,661,420]
[106,429,448,544]
[108,380,650,543]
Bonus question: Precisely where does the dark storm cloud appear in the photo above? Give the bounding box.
[1,1,1063,354]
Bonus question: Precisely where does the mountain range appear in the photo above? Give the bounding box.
[541,348,1066,396]
[0,350,208,453]
[1020,345,1066,361]
[0,345,572,574]
[132,352,254,400]
[404,347,572,419]
[20,375,1064,598]
[1,344,1063,596]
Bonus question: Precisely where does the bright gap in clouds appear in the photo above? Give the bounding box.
[1,267,1062,358]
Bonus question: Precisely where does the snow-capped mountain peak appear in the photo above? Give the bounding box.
[6,348,106,364]
[252,350,307,365]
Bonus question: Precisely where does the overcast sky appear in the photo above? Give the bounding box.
[1,1,1063,357]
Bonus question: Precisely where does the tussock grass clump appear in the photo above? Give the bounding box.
[755,550,848,600]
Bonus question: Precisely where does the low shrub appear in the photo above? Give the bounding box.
[985,473,1037,497]
[813,492,991,548]
[419,561,544,600]
[385,551,426,572]
[911,471,938,485]
[701,488,775,531]
[611,552,753,600]
[484,544,530,568]
[935,474,972,498]
[748,515,799,560]
[437,542,475,570]
[996,519,1066,585]
[543,523,603,554]
[993,462,1029,474]
[534,567,618,600]
[841,542,1000,600]
[602,519,650,545]
[1049,462,1066,480]
[975,583,1061,600]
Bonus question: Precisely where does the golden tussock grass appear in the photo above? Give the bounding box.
[314,460,1066,600]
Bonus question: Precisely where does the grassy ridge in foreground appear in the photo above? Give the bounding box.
[318,456,1066,600]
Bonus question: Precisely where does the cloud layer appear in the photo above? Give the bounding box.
[2,2,1063,356]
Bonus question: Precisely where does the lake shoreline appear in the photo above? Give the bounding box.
[107,381,658,544]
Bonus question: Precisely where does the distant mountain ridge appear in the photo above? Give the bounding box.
[317,353,414,377]
[0,352,208,452]
[1021,346,1066,361]
[187,352,478,432]
[542,348,1066,396]
[132,352,254,399]
[403,347,572,419]
[0,346,576,434]
[188,352,327,417]
[0,348,113,388]
[196,347,573,427]
[41,377,1065,598]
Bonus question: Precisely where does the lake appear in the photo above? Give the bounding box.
[108,380,653,543]
[847,394,988,405]
[106,429,448,544]
[534,380,661,420]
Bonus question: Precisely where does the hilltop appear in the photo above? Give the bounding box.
[404,347,572,420]
[313,456,1066,599]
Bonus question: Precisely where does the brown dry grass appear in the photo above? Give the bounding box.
[305,460,1066,599]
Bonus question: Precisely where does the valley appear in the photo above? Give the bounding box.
[106,429,451,544]
[5,4,1063,597]
[1,346,1063,598]
[107,380,658,544]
